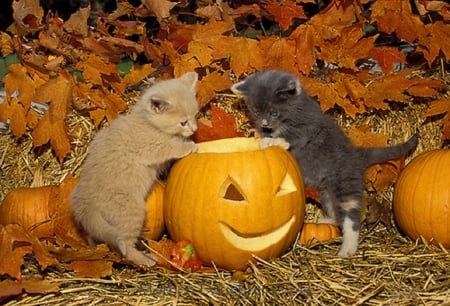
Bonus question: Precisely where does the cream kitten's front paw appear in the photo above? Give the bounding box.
[260,137,290,150]
[183,141,198,156]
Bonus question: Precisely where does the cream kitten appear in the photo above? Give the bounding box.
[71,72,199,267]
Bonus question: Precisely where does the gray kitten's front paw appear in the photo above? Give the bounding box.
[260,137,290,150]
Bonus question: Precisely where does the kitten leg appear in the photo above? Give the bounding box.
[337,198,360,257]
[260,137,290,150]
[122,239,157,267]
[317,188,338,225]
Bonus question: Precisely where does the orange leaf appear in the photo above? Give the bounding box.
[369,47,406,75]
[31,75,73,162]
[196,71,233,108]
[0,96,27,137]
[87,91,128,126]
[310,0,363,29]
[3,63,36,110]
[0,224,34,280]
[194,104,244,142]
[265,0,307,31]
[259,36,297,74]
[424,98,450,141]
[371,0,428,44]
[0,279,59,302]
[68,260,114,278]
[290,24,316,76]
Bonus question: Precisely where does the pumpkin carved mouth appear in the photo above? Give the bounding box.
[219,216,297,252]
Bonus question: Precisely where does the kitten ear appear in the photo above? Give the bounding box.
[275,79,301,99]
[179,72,198,90]
[150,96,170,113]
[231,80,249,96]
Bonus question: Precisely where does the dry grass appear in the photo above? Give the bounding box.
[1,70,449,305]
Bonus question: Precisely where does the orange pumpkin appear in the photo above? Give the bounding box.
[0,176,79,239]
[164,137,305,271]
[393,149,450,248]
[141,181,165,241]
[299,223,340,244]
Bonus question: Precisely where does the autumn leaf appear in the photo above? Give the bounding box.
[369,46,406,75]
[194,104,244,142]
[424,98,450,141]
[0,279,59,302]
[31,75,73,162]
[0,224,33,280]
[67,260,114,278]
[63,6,90,36]
[141,0,177,23]
[196,71,233,108]
[265,0,307,31]
[3,63,36,111]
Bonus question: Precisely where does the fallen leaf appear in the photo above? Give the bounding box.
[67,260,114,278]
[369,46,406,75]
[196,71,233,108]
[31,75,73,162]
[63,6,90,36]
[265,0,307,31]
[0,224,34,280]
[424,98,450,141]
[141,0,177,23]
[0,279,59,302]
[194,104,244,142]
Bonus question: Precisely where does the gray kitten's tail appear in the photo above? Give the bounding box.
[358,133,419,166]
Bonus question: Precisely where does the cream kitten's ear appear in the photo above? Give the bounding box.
[231,80,248,96]
[150,96,170,113]
[179,72,198,89]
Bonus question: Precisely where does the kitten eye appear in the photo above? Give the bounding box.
[270,111,278,117]
[180,120,189,127]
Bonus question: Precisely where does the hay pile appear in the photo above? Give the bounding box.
[1,72,449,305]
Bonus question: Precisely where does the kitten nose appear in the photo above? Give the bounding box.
[261,119,269,127]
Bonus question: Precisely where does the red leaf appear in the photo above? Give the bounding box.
[369,47,406,75]
[194,105,244,142]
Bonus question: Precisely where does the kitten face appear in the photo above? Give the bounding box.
[231,70,301,137]
[139,72,198,137]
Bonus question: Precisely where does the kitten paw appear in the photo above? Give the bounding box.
[318,217,337,225]
[260,137,290,150]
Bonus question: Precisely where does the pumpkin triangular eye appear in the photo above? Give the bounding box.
[276,173,297,197]
[220,177,246,202]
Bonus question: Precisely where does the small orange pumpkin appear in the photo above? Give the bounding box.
[299,223,340,244]
[164,137,305,271]
[0,176,79,239]
[393,149,450,248]
[141,180,165,241]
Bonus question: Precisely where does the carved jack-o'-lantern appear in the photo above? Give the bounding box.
[164,137,305,271]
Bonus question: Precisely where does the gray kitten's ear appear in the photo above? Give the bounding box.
[150,96,171,113]
[179,72,198,89]
[275,79,301,98]
[231,80,249,96]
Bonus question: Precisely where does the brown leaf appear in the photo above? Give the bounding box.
[87,91,128,127]
[67,260,114,278]
[259,36,297,74]
[63,6,90,37]
[0,96,27,137]
[31,75,73,162]
[141,0,177,23]
[11,0,44,34]
[424,98,450,141]
[310,0,363,29]
[194,104,244,142]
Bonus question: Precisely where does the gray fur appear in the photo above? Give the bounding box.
[231,70,418,257]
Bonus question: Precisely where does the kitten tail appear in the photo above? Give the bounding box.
[358,133,419,167]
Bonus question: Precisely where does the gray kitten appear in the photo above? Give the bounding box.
[71,72,199,266]
[231,70,418,257]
